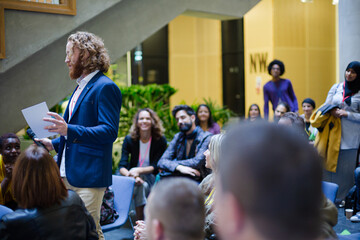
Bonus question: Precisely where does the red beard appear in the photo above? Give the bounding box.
[69,58,84,79]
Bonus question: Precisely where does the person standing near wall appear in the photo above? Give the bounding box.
[322,61,360,201]
[263,60,298,120]
[37,31,122,239]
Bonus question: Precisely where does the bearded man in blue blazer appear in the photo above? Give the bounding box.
[38,32,122,239]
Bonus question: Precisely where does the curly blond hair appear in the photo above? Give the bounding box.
[67,31,110,73]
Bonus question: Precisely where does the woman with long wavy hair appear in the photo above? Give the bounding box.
[200,134,224,239]
[118,108,167,220]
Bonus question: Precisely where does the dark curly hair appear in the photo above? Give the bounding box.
[0,133,19,149]
[68,31,110,73]
[129,108,165,140]
[172,105,195,118]
[195,104,215,127]
[268,59,285,76]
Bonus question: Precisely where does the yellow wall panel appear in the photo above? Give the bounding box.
[307,1,336,48]
[273,0,306,48]
[169,16,196,55]
[244,0,336,118]
[169,15,222,107]
[307,49,336,105]
[244,0,274,49]
[244,0,274,118]
[170,56,197,101]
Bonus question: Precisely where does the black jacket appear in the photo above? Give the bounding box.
[118,135,167,175]
[0,190,98,240]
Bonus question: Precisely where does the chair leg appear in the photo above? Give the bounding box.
[128,213,135,230]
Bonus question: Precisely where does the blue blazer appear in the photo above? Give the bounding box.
[52,72,122,188]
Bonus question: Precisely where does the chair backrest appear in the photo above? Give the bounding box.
[0,205,13,218]
[322,181,339,203]
[101,175,135,232]
[112,175,135,216]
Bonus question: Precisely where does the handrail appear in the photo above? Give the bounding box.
[0,0,76,59]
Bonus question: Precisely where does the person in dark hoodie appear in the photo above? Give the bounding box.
[323,61,360,202]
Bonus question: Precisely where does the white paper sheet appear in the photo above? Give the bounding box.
[21,102,55,139]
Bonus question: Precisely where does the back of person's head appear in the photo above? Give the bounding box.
[279,112,307,139]
[12,145,68,209]
[278,112,304,127]
[172,105,195,118]
[67,31,110,73]
[146,178,205,240]
[217,122,322,240]
[267,59,285,76]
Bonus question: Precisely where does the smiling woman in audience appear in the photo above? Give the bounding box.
[118,108,167,220]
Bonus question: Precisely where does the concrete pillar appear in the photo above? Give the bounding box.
[338,0,360,79]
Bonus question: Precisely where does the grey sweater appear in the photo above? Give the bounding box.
[325,83,360,149]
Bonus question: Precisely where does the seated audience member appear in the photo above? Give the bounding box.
[300,98,318,141]
[200,134,224,239]
[118,108,167,220]
[0,133,20,210]
[216,122,323,240]
[145,178,205,240]
[195,104,221,134]
[157,105,212,181]
[0,146,98,239]
[273,101,290,123]
[247,104,262,122]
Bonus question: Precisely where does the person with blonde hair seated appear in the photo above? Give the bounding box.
[0,146,97,239]
[200,134,224,239]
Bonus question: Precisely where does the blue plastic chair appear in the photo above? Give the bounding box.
[322,181,339,203]
[101,175,135,232]
[0,205,13,219]
[338,233,360,239]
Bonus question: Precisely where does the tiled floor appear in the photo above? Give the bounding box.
[335,207,360,235]
[103,219,134,240]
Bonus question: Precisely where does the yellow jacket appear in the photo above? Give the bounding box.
[0,155,15,205]
[310,104,341,172]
